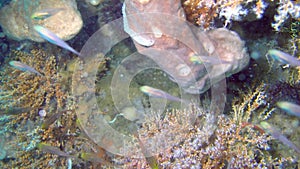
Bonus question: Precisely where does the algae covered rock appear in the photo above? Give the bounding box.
[0,0,83,41]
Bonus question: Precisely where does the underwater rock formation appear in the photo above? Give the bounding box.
[123,0,249,94]
[0,0,82,42]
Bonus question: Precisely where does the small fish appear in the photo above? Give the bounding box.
[0,107,32,115]
[277,101,300,118]
[189,55,230,65]
[260,122,300,154]
[41,109,67,129]
[37,143,73,157]
[31,8,64,20]
[41,111,65,129]
[267,49,300,67]
[9,61,42,76]
[80,152,105,163]
[80,151,112,166]
[140,85,184,103]
[33,25,80,56]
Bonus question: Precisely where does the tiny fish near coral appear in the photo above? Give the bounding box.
[140,85,185,103]
[41,109,67,129]
[31,8,65,20]
[277,101,300,118]
[189,54,231,65]
[267,49,300,67]
[9,60,42,76]
[260,121,300,154]
[37,143,73,157]
[33,25,80,56]
[0,107,32,115]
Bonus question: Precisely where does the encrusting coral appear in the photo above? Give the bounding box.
[0,49,66,118]
[0,48,67,167]
[182,0,299,31]
[111,104,297,168]
[0,47,115,168]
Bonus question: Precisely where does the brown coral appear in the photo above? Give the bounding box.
[182,0,269,29]
[182,0,218,29]
[0,47,115,168]
[0,49,67,118]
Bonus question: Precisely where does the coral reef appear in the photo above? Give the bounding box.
[0,49,66,116]
[182,0,267,29]
[0,0,299,168]
[182,0,299,31]
[112,105,297,168]
[0,47,114,168]
[0,0,83,41]
[272,0,300,31]
[107,50,300,167]
[182,0,219,29]
[0,49,66,167]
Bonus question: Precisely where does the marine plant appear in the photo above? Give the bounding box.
[0,49,66,117]
[0,48,112,168]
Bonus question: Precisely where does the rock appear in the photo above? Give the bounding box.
[123,0,249,94]
[0,0,83,42]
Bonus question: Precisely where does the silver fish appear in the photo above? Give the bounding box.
[37,143,73,157]
[34,25,80,56]
[267,49,300,67]
[31,8,64,20]
[9,61,42,76]
[140,85,184,103]
[277,101,300,118]
[260,122,300,154]
[189,54,230,65]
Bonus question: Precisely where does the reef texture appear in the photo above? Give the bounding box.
[182,0,300,31]
[112,104,298,168]
[123,0,249,94]
[0,49,66,118]
[0,0,83,41]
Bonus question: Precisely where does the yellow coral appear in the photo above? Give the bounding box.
[0,49,66,118]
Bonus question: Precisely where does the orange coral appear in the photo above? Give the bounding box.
[0,49,66,119]
[182,0,269,28]
[182,0,218,29]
